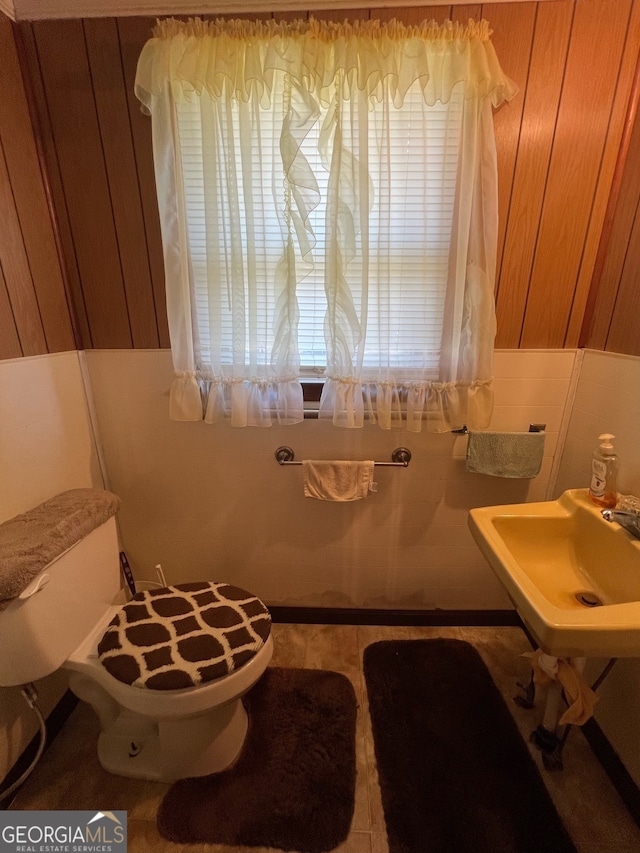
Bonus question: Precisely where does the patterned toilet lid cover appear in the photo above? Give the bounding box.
[97,581,271,691]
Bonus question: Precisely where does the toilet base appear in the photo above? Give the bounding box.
[68,670,250,782]
[65,632,273,783]
[96,699,248,783]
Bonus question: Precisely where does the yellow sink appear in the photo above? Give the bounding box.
[468,489,640,658]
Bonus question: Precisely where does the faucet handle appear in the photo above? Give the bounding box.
[601,507,640,541]
[602,508,640,521]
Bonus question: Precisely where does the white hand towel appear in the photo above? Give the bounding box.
[466,431,545,478]
[302,460,376,501]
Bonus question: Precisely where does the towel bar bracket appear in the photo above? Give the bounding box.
[275,446,411,467]
[275,446,296,465]
[391,447,411,466]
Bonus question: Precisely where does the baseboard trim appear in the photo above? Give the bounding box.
[269,606,523,626]
[0,690,78,809]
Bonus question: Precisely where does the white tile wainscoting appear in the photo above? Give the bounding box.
[555,350,640,791]
[84,347,577,611]
[0,350,104,783]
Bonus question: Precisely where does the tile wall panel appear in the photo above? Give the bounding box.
[85,348,576,611]
[555,349,640,789]
[0,351,104,521]
[555,350,640,499]
[0,351,103,784]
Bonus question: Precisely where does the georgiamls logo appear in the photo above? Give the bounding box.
[0,809,127,851]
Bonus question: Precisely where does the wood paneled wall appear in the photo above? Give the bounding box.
[582,61,640,357]
[1,1,640,358]
[0,16,76,359]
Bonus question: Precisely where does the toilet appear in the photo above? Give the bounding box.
[0,488,273,783]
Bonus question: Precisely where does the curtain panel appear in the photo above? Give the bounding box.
[135,17,516,430]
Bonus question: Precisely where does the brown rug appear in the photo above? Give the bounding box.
[157,666,357,852]
[363,639,578,853]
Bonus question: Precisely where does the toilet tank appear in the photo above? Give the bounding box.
[0,492,122,687]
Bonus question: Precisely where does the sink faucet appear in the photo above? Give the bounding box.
[601,509,640,541]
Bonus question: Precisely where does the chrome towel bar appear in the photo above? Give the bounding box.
[275,446,411,467]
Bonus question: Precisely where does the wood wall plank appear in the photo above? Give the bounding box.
[84,17,159,349]
[606,200,640,355]
[573,0,640,352]
[17,21,92,349]
[311,9,371,20]
[451,4,481,21]
[32,19,133,349]
[587,94,640,350]
[0,141,48,356]
[0,264,23,361]
[272,10,308,22]
[483,2,537,293]
[520,0,632,348]
[0,17,75,354]
[375,5,452,24]
[495,0,573,347]
[116,16,170,348]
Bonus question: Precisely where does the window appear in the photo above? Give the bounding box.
[178,87,461,375]
[136,17,516,430]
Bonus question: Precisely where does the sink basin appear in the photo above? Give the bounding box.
[469,489,640,657]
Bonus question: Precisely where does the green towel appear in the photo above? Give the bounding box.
[466,431,545,478]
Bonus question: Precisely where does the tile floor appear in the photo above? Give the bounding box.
[9,623,640,853]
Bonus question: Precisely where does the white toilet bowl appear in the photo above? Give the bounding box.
[65,607,273,781]
[64,580,273,782]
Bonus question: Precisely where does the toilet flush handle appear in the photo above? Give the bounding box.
[18,574,51,599]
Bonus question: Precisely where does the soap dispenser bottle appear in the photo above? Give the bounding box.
[589,433,618,509]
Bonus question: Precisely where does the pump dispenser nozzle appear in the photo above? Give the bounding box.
[598,434,615,453]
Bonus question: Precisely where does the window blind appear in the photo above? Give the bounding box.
[176,79,463,375]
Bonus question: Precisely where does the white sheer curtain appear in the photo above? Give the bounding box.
[135,17,516,430]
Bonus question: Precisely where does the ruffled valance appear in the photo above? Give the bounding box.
[136,17,518,113]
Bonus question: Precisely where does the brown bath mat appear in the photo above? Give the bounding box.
[157,666,357,852]
[363,639,577,853]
